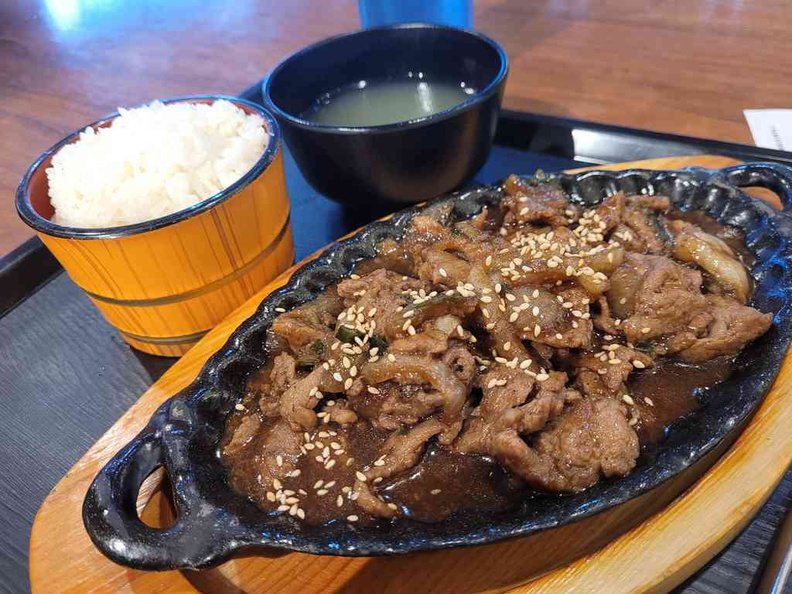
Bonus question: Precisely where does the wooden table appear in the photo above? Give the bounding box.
[2,0,789,256]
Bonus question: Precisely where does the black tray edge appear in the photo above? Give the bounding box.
[0,237,61,319]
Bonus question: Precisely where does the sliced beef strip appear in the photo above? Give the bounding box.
[271,293,342,352]
[442,346,477,386]
[336,269,429,341]
[607,253,708,342]
[389,294,478,342]
[417,247,472,287]
[321,400,359,425]
[347,381,444,432]
[674,295,773,361]
[246,353,297,417]
[573,345,653,397]
[279,365,342,430]
[389,328,448,355]
[361,354,467,425]
[626,195,671,211]
[255,420,304,489]
[620,208,666,254]
[456,369,572,454]
[592,295,623,336]
[501,175,572,228]
[366,418,445,481]
[223,413,262,455]
[354,480,398,518]
[512,285,593,349]
[353,418,446,518]
[492,397,639,492]
[582,192,667,255]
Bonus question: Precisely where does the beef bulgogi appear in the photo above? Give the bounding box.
[221,176,772,524]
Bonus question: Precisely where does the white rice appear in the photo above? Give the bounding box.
[46,99,268,228]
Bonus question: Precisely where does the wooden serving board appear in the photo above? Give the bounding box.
[30,155,792,594]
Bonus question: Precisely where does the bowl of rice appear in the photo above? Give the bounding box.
[16,96,294,356]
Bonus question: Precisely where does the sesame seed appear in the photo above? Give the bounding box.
[608,359,622,365]
[633,360,646,369]
[337,495,344,507]
[266,491,276,502]
[317,489,328,496]
[439,268,448,278]
[356,471,368,482]
[273,479,282,490]
[367,386,380,394]
[620,298,627,304]
[333,372,343,382]
[347,515,359,522]
[344,378,353,390]
[296,508,305,520]
[645,397,654,406]
[536,373,549,381]
[277,504,290,512]
[641,327,651,334]
[275,307,286,313]
[534,325,541,337]
[325,459,337,469]
[504,342,511,351]
[314,480,324,489]
[485,255,493,266]
[623,394,635,405]
[388,354,396,362]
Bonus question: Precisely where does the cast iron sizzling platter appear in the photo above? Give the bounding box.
[83,164,792,571]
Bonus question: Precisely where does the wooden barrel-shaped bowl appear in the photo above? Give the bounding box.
[16,96,294,357]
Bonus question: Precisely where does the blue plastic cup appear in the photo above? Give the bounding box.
[358,0,473,29]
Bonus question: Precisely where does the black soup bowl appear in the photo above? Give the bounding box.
[263,23,508,208]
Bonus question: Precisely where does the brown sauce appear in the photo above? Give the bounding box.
[380,447,526,522]
[628,358,734,443]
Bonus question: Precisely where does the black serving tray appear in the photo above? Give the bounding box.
[2,82,791,593]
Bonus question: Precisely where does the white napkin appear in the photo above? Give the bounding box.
[744,109,792,150]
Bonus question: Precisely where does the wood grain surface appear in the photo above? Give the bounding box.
[1,0,786,256]
[29,155,792,593]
